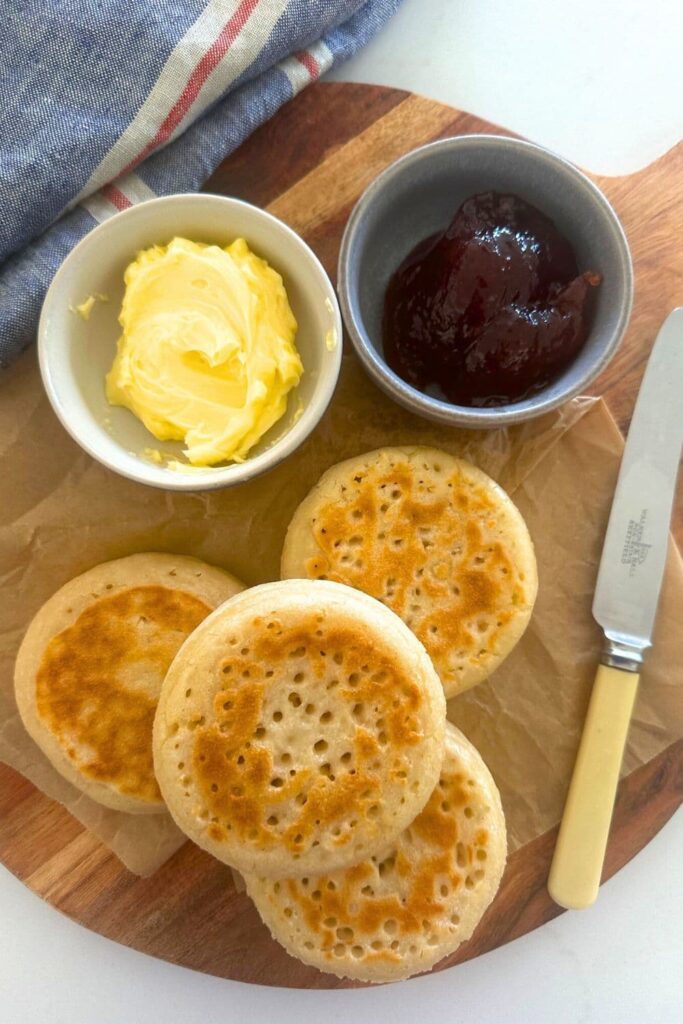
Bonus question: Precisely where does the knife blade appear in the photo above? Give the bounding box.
[593,306,683,663]
[549,307,683,910]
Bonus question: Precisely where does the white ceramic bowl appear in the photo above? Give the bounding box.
[39,194,342,490]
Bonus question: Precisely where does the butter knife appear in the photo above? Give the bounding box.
[548,307,683,910]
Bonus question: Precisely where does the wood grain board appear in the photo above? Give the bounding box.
[1,83,681,988]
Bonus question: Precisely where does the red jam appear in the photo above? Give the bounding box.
[382,192,601,406]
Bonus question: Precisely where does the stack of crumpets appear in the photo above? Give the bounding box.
[154,578,506,983]
[14,449,536,983]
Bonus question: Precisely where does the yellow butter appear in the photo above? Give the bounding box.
[75,295,96,320]
[143,447,164,465]
[105,237,303,466]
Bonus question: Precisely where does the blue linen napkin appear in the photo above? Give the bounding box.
[0,0,401,368]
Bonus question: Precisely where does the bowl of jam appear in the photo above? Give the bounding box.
[338,135,633,427]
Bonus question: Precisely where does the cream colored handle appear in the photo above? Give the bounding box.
[548,663,639,910]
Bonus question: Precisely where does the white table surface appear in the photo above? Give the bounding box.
[2,2,682,1021]
[328,0,683,175]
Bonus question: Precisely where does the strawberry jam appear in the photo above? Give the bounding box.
[382,192,601,406]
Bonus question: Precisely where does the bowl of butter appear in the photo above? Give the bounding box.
[38,194,342,489]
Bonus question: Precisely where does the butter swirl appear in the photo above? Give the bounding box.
[106,237,303,466]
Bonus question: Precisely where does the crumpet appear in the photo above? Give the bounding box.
[282,447,537,697]
[14,553,242,814]
[153,580,446,878]
[246,723,507,983]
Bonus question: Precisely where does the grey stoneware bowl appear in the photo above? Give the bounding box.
[338,135,633,428]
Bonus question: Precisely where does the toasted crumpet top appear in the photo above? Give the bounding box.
[153,580,446,878]
[246,723,507,984]
[14,553,243,814]
[281,447,537,697]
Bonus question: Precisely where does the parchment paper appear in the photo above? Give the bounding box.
[1,346,682,874]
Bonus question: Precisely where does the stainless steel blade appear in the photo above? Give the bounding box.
[593,307,683,662]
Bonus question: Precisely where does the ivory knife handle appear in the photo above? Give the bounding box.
[548,664,639,910]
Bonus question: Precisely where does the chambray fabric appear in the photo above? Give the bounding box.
[0,0,402,368]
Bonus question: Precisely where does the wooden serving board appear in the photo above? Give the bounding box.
[1,83,681,989]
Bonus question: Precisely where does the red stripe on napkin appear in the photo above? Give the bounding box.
[294,50,320,78]
[122,0,260,174]
[100,184,133,211]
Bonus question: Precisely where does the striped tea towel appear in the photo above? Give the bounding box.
[0,0,402,369]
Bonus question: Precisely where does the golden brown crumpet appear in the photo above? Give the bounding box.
[281,447,537,697]
[14,554,243,814]
[246,723,507,983]
[153,580,446,878]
